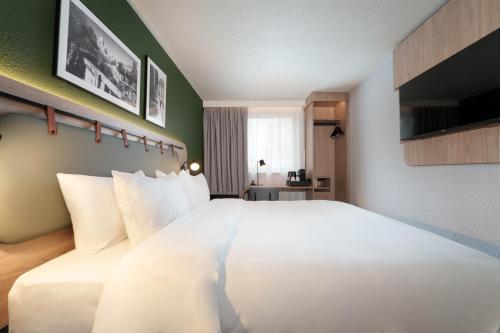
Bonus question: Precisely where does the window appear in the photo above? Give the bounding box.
[247,107,305,185]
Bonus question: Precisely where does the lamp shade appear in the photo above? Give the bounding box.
[259,159,266,167]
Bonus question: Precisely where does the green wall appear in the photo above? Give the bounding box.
[0,0,203,161]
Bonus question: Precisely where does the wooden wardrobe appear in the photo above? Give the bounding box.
[305,92,350,202]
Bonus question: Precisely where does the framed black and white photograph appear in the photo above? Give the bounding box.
[145,57,167,128]
[56,0,141,115]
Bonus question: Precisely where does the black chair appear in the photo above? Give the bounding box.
[247,188,279,201]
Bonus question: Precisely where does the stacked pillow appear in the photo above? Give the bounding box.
[156,170,210,210]
[112,171,188,246]
[58,169,211,251]
[57,170,145,253]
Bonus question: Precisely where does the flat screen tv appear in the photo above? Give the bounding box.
[399,28,500,141]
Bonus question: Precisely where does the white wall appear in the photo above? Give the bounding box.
[349,59,500,258]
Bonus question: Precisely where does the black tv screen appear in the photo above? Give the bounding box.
[399,29,500,141]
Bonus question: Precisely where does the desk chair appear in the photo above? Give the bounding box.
[245,187,279,201]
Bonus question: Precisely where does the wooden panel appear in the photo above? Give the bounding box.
[247,185,313,191]
[0,228,75,328]
[313,125,335,200]
[334,102,349,202]
[305,104,314,179]
[394,0,500,88]
[306,92,349,108]
[313,106,336,120]
[313,190,332,200]
[404,124,500,166]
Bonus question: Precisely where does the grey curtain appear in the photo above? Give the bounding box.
[203,107,248,195]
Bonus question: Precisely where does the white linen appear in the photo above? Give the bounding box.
[177,170,210,210]
[93,200,500,333]
[156,170,210,210]
[9,240,131,333]
[155,170,177,180]
[112,170,189,246]
[56,171,144,253]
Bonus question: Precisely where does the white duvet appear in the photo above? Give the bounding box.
[92,199,500,333]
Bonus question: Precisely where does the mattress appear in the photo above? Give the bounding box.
[8,240,131,333]
[92,199,500,333]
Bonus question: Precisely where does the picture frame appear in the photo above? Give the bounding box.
[145,57,167,128]
[56,0,141,115]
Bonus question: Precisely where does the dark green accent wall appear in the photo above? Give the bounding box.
[0,0,203,161]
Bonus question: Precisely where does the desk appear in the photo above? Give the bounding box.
[241,184,314,200]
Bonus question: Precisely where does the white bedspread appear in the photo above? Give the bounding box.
[9,240,131,333]
[93,199,500,333]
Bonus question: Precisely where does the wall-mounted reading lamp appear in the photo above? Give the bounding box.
[181,161,201,174]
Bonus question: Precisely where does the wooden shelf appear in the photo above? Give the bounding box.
[314,186,330,191]
[306,92,349,108]
[0,74,187,162]
[314,119,341,126]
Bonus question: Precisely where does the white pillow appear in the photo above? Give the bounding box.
[56,170,145,253]
[155,170,178,181]
[156,170,210,210]
[112,171,189,246]
[177,170,210,210]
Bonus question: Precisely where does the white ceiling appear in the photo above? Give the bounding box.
[129,0,446,101]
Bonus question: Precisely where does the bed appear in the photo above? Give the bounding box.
[8,240,131,333]
[2,103,500,333]
[88,199,500,333]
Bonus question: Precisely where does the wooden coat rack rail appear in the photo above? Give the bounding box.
[0,90,184,155]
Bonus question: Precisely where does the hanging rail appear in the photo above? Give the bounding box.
[0,90,184,153]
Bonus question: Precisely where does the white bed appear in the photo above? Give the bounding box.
[8,240,131,333]
[8,199,500,333]
[91,199,500,333]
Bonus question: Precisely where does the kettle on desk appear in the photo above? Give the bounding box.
[286,169,310,186]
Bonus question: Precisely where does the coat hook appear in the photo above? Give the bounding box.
[44,106,57,136]
[94,121,102,143]
[120,129,129,148]
[159,141,164,155]
[143,136,149,152]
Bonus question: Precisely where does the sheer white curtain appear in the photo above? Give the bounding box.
[247,107,305,200]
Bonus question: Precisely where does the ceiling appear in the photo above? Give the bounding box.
[128,0,446,101]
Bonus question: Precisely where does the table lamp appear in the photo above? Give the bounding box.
[256,159,266,186]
